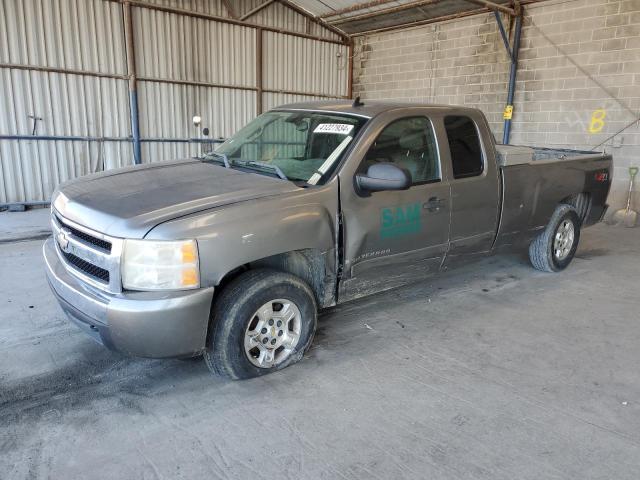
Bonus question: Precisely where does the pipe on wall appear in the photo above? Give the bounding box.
[123,1,142,164]
[0,135,224,143]
[256,28,264,115]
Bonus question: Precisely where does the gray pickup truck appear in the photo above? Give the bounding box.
[44,101,612,379]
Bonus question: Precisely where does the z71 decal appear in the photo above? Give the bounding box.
[380,203,421,239]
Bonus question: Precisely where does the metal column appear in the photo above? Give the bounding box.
[256,28,264,115]
[347,40,354,99]
[503,13,522,144]
[124,1,142,164]
[495,9,523,145]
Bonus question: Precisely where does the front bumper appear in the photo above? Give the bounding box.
[44,238,214,358]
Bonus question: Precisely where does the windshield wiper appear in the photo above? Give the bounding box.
[239,161,288,180]
[202,151,230,168]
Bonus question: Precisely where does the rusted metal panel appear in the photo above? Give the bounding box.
[263,31,349,97]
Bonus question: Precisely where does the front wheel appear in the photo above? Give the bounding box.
[204,269,317,380]
[529,204,581,272]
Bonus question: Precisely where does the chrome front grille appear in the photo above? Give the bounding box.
[52,210,123,293]
[55,213,112,252]
[60,250,111,282]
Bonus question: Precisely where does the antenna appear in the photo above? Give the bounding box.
[352,96,364,107]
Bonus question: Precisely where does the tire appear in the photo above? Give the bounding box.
[204,269,317,380]
[529,204,581,273]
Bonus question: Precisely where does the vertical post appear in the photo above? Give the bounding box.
[124,1,142,164]
[347,40,354,99]
[494,11,512,60]
[502,12,522,145]
[256,27,263,115]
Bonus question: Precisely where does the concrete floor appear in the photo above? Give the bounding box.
[1,215,639,479]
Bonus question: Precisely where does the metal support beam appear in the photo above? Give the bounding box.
[494,11,513,61]
[0,135,131,142]
[464,0,516,16]
[329,0,515,26]
[220,0,237,19]
[331,0,444,25]
[502,12,523,144]
[275,0,349,41]
[0,63,128,80]
[123,1,142,164]
[352,7,487,36]
[135,76,346,99]
[0,134,224,144]
[240,0,275,21]
[320,0,397,19]
[124,1,348,45]
[347,41,354,99]
[256,28,264,115]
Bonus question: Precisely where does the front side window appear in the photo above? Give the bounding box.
[359,116,440,185]
[213,111,367,185]
[444,115,483,179]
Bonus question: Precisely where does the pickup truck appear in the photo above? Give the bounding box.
[44,101,612,379]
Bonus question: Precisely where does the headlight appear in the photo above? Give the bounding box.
[122,239,199,291]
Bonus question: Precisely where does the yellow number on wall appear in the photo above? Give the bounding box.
[588,109,606,133]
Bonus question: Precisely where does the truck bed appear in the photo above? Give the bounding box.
[496,144,603,166]
[493,144,612,250]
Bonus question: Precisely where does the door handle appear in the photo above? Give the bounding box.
[423,196,446,212]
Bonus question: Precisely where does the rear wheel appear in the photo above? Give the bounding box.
[204,269,317,380]
[529,204,581,272]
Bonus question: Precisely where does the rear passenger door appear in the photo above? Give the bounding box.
[338,112,451,302]
[443,114,500,257]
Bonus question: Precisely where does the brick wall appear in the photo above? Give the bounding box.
[352,0,640,212]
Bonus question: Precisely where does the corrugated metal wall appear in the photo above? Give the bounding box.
[0,0,349,204]
[0,0,132,203]
[263,31,349,97]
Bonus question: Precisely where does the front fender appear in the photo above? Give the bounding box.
[144,184,339,287]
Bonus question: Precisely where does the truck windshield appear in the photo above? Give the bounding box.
[211,111,367,185]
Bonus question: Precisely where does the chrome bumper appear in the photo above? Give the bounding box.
[44,238,214,358]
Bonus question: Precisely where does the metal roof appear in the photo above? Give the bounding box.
[289,0,523,35]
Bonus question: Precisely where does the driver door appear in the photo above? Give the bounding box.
[337,111,451,302]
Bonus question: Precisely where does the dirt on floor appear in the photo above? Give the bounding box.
[1,223,639,480]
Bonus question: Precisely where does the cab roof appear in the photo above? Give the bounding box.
[275,100,478,118]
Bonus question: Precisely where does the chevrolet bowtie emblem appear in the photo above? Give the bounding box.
[57,230,70,252]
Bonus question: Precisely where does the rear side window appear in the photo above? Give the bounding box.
[444,116,483,179]
[361,116,440,185]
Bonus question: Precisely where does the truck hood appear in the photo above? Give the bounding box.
[52,159,300,238]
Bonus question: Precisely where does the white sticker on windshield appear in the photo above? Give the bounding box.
[314,123,354,135]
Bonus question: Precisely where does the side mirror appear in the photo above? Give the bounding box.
[355,163,412,195]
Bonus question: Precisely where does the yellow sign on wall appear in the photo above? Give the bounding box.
[503,105,513,120]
